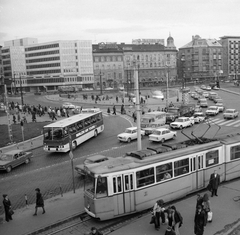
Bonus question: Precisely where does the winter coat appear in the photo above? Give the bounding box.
[194,210,206,235]
[36,192,44,207]
[209,173,220,190]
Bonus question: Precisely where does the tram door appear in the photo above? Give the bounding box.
[123,173,135,213]
[196,154,204,189]
[113,175,124,215]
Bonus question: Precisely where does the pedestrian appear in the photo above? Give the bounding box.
[12,114,16,124]
[112,105,116,115]
[32,112,36,122]
[132,112,137,122]
[202,193,211,223]
[209,170,220,197]
[66,109,69,117]
[3,194,13,222]
[194,205,206,235]
[17,112,21,123]
[107,107,111,115]
[170,205,183,235]
[33,188,45,216]
[165,225,176,235]
[152,199,165,231]
[89,227,103,235]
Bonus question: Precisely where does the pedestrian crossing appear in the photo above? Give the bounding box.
[207,117,240,127]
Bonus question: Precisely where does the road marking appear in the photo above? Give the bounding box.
[217,120,234,125]
[226,120,240,126]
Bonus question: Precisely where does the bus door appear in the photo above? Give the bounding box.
[123,173,135,213]
[112,175,124,215]
[190,156,197,190]
[196,154,204,189]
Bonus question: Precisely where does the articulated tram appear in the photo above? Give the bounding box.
[83,134,240,220]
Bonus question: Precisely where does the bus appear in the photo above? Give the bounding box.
[140,111,167,135]
[43,108,104,152]
[83,134,240,220]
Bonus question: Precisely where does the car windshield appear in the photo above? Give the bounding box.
[209,107,217,110]
[0,154,12,161]
[125,129,133,134]
[152,130,161,135]
[175,119,184,122]
[226,110,234,113]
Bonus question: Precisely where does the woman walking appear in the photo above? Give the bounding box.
[2,194,13,222]
[33,188,45,216]
[194,205,206,235]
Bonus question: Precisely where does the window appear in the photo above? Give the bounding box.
[113,176,122,193]
[124,174,133,191]
[156,163,173,182]
[230,145,240,160]
[206,150,219,167]
[96,177,107,198]
[136,167,154,188]
[174,158,189,177]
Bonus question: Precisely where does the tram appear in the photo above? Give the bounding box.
[83,134,240,220]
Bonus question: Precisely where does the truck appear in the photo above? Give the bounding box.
[166,103,195,123]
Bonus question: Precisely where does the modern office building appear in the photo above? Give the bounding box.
[1,39,94,92]
[178,35,224,83]
[219,36,240,80]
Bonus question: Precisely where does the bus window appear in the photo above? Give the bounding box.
[156,163,172,182]
[76,121,83,130]
[96,177,107,198]
[43,128,52,140]
[136,167,154,188]
[174,158,189,177]
[206,150,219,167]
[53,128,64,140]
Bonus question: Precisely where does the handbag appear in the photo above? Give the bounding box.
[9,208,14,215]
[207,211,213,222]
[150,215,156,224]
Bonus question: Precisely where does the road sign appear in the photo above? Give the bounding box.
[69,151,74,160]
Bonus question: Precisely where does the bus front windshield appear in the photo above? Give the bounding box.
[43,127,68,140]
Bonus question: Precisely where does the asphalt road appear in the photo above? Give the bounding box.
[1,84,240,215]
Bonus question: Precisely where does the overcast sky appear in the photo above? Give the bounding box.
[1,0,240,49]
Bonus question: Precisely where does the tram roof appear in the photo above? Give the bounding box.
[86,140,223,175]
[43,111,101,128]
[219,133,240,144]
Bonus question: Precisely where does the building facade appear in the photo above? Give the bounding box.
[219,36,240,80]
[178,35,224,84]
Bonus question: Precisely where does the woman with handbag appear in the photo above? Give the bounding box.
[2,194,13,222]
[202,193,212,223]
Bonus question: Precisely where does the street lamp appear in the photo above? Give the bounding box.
[165,61,171,108]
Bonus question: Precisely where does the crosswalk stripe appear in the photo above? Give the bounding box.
[217,120,234,125]
[226,120,240,126]
[234,123,240,127]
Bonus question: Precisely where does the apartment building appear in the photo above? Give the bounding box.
[219,36,240,80]
[178,35,223,82]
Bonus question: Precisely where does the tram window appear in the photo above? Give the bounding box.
[117,177,122,192]
[136,167,154,188]
[230,145,240,160]
[96,177,107,198]
[156,163,172,182]
[124,174,133,190]
[206,150,219,167]
[125,175,129,190]
[174,158,189,177]
[113,178,117,193]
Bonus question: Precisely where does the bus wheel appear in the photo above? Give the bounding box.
[72,141,77,150]
[94,130,98,137]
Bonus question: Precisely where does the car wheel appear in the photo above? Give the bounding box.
[190,123,193,126]
[173,134,176,139]
[72,141,77,150]
[25,158,30,164]
[179,126,183,129]
[161,138,165,143]
[127,138,131,143]
[6,166,12,173]
[94,130,98,137]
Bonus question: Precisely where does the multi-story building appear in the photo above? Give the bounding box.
[219,36,240,80]
[0,45,4,85]
[1,39,94,92]
[178,35,223,83]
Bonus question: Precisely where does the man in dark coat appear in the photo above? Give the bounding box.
[112,105,116,115]
[194,205,206,235]
[209,170,220,197]
[3,194,13,222]
[33,188,45,215]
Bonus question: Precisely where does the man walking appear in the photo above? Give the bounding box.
[209,170,220,197]
[33,188,45,216]
[112,105,116,115]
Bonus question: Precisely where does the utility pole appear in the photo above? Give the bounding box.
[19,74,24,106]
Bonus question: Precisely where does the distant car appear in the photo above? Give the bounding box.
[105,87,114,90]
[199,98,208,108]
[0,150,33,173]
[149,128,177,143]
[152,90,164,99]
[202,92,209,98]
[223,109,239,119]
[117,127,145,143]
[208,92,218,100]
[214,98,223,104]
[62,102,75,109]
[166,113,176,124]
[213,86,219,90]
[206,86,211,91]
[75,155,113,176]
[194,106,202,113]
[72,106,82,114]
[201,85,206,90]
[205,106,220,116]
[170,117,194,129]
[192,112,206,123]
[215,103,225,112]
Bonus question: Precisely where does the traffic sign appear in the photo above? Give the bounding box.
[69,151,74,160]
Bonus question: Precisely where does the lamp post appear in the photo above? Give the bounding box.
[165,61,170,108]
[180,57,186,104]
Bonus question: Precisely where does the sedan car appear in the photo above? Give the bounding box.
[117,127,145,143]
[205,86,212,91]
[223,109,239,119]
[170,117,194,129]
[201,85,206,90]
[152,90,164,99]
[205,106,220,116]
[212,86,219,90]
[149,128,177,143]
[62,102,75,109]
[0,150,33,173]
[215,103,225,112]
[192,112,206,123]
[75,155,113,176]
[202,92,209,98]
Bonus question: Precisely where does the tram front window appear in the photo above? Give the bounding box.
[84,175,95,195]
[96,177,107,198]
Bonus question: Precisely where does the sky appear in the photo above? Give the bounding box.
[1,0,240,49]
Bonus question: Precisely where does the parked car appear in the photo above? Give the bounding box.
[201,85,206,90]
[117,127,145,143]
[213,98,223,104]
[0,150,33,173]
[62,102,75,109]
[205,106,220,116]
[202,92,209,98]
[192,112,206,123]
[223,109,239,119]
[208,92,218,100]
[149,128,177,143]
[206,86,212,91]
[75,155,113,176]
[215,103,225,112]
[170,117,194,129]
